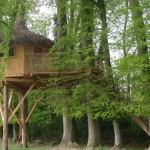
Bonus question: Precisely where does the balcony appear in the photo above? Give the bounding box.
[27,53,54,75]
[27,53,99,77]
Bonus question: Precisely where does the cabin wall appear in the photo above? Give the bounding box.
[5,45,25,77]
[5,45,52,77]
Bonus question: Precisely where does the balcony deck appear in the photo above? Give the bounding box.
[27,53,100,77]
[2,53,102,90]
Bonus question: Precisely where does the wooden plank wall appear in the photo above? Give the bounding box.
[5,45,25,77]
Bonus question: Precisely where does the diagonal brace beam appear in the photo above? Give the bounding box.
[132,116,150,136]
[8,89,14,109]
[25,92,44,123]
[9,107,23,129]
[8,83,35,122]
[0,89,4,121]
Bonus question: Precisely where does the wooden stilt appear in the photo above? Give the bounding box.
[19,91,28,148]
[2,84,8,150]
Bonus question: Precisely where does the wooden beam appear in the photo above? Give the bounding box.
[0,89,3,97]
[0,89,4,121]
[0,102,4,122]
[5,82,21,92]
[8,89,14,109]
[8,83,35,122]
[6,78,36,83]
[132,116,150,136]
[25,92,44,123]
[3,84,8,150]
[9,107,23,129]
[30,68,100,76]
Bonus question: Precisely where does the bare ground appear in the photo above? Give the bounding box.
[50,144,94,150]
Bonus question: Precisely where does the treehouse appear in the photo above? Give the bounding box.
[3,17,54,78]
[0,17,102,150]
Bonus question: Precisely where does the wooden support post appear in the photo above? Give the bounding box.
[19,91,28,148]
[3,84,8,150]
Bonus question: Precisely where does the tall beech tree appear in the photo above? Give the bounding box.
[55,0,76,145]
[80,0,101,148]
[96,0,123,148]
[127,0,150,136]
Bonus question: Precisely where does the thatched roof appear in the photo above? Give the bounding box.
[11,17,54,47]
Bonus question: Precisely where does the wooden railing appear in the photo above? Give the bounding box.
[27,53,53,73]
[27,53,99,75]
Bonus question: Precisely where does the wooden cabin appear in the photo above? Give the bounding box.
[3,17,53,78]
[0,17,100,90]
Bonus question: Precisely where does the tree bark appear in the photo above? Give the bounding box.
[60,114,76,145]
[113,120,122,147]
[3,84,8,150]
[87,114,101,148]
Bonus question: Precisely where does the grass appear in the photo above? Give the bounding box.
[0,140,53,150]
[0,140,146,150]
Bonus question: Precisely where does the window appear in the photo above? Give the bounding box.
[9,47,15,57]
[34,47,43,53]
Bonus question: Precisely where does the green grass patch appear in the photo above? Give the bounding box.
[0,140,146,150]
[0,140,52,150]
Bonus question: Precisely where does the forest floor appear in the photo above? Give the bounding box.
[0,139,146,150]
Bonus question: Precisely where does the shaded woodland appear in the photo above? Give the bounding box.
[0,0,150,150]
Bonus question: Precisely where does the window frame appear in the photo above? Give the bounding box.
[9,47,15,57]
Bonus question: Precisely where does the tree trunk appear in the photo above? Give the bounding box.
[113,120,122,147]
[3,84,8,150]
[128,0,147,55]
[128,0,149,136]
[87,114,101,148]
[61,114,76,145]
[97,0,123,147]
[12,124,18,142]
[56,0,67,40]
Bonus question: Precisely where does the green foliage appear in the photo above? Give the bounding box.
[45,88,72,115]
[115,53,150,116]
[28,90,52,125]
